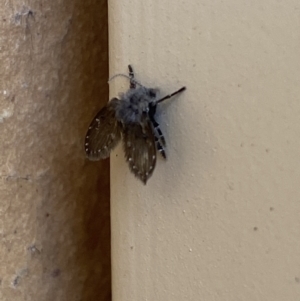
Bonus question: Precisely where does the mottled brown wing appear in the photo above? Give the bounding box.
[122,115,157,184]
[85,98,121,161]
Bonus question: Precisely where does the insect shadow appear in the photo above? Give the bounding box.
[85,65,186,184]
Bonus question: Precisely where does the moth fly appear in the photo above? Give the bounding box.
[85,65,186,184]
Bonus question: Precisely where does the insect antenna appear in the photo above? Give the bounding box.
[156,86,186,104]
[128,65,136,89]
[108,73,144,88]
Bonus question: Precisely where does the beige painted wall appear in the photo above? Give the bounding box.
[0,1,110,300]
[109,0,300,300]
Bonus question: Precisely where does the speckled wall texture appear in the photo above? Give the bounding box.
[0,1,110,300]
[109,0,300,301]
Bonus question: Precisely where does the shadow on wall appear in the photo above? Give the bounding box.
[44,0,111,299]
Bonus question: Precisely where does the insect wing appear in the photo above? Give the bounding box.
[85,98,121,160]
[123,116,157,184]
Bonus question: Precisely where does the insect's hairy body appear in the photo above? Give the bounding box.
[85,65,186,184]
[114,87,157,125]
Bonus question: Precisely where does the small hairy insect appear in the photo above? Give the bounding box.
[85,65,186,184]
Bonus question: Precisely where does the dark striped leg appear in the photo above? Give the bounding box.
[128,65,136,89]
[154,135,166,159]
[151,117,166,146]
[151,117,166,159]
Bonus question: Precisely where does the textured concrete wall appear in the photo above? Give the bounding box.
[0,1,110,300]
[109,0,300,300]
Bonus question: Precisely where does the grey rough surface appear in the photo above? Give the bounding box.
[0,1,110,300]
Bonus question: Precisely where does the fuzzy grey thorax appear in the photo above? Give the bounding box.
[114,86,158,124]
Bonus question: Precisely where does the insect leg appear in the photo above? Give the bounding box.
[150,116,167,158]
[151,118,166,146]
[156,86,186,104]
[128,65,136,89]
[154,134,166,159]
